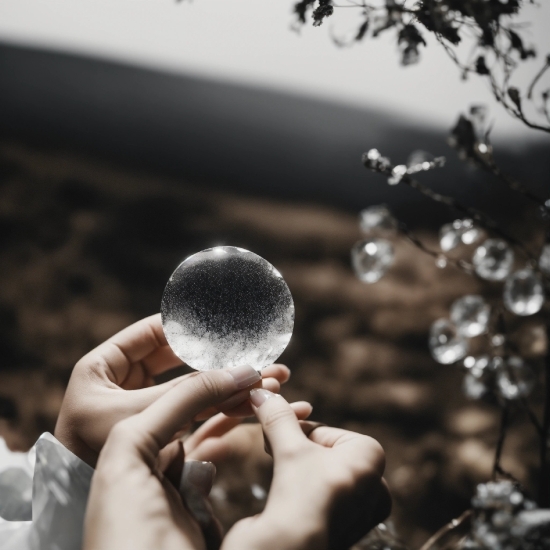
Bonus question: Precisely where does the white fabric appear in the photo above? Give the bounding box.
[0,433,93,550]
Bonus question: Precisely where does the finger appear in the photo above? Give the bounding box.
[194,376,281,421]
[189,401,312,455]
[221,376,281,417]
[203,516,224,550]
[141,345,183,376]
[309,427,386,477]
[261,364,290,384]
[85,314,167,384]
[263,402,314,456]
[157,440,185,488]
[186,414,244,452]
[290,401,313,420]
[120,365,261,453]
[371,478,392,525]
[180,460,216,498]
[179,461,219,548]
[250,389,307,459]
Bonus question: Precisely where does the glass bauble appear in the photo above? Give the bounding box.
[472,239,514,281]
[429,318,468,364]
[503,269,544,316]
[352,239,394,283]
[450,295,490,337]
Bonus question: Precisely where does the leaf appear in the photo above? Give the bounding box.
[475,56,490,75]
[294,0,316,24]
[508,87,522,112]
[312,0,334,27]
[355,19,369,42]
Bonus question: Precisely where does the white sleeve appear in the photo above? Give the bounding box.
[0,433,94,550]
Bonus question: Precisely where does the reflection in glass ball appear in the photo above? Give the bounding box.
[161,247,294,372]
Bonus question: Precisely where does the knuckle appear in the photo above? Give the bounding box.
[356,437,386,477]
[190,372,225,400]
[262,405,295,432]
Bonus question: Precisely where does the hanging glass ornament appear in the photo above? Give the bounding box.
[495,356,536,400]
[472,239,514,281]
[462,355,493,399]
[440,222,462,252]
[538,243,550,275]
[387,165,407,185]
[439,219,482,252]
[463,373,489,400]
[450,295,490,337]
[429,319,468,364]
[460,219,482,245]
[435,255,448,269]
[359,205,397,235]
[503,269,545,316]
[352,239,394,283]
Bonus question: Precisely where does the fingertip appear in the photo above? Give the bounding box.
[290,401,313,420]
[261,377,281,394]
[261,363,291,383]
[249,388,280,409]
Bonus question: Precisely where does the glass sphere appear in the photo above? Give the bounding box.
[439,222,462,252]
[161,246,294,371]
[462,355,492,400]
[450,295,490,337]
[495,356,535,400]
[352,239,394,283]
[359,205,397,235]
[503,269,544,316]
[429,318,468,364]
[472,239,514,281]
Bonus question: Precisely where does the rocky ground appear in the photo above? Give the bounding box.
[0,142,543,548]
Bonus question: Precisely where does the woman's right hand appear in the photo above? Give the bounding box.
[222,390,392,550]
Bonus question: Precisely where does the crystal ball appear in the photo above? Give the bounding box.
[161,246,294,371]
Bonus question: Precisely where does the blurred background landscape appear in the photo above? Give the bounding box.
[0,0,549,547]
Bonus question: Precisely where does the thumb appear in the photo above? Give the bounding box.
[121,365,261,454]
[250,389,307,459]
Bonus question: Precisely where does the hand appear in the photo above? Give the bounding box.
[83,370,312,550]
[54,314,290,466]
[222,390,392,550]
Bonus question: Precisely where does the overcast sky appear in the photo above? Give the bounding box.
[0,0,549,141]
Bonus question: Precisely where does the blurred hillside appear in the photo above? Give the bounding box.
[1,42,549,229]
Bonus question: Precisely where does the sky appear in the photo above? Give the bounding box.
[0,0,549,141]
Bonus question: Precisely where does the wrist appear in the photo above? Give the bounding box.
[225,514,327,550]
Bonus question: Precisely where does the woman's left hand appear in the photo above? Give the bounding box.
[54,314,291,466]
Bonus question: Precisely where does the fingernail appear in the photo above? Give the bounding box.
[250,388,278,408]
[179,461,216,526]
[228,364,261,389]
[180,460,216,496]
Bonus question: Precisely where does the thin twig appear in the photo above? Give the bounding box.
[480,157,546,207]
[418,510,472,550]
[371,159,541,262]
[540,325,550,506]
[397,221,474,275]
[493,404,509,478]
[528,56,550,100]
